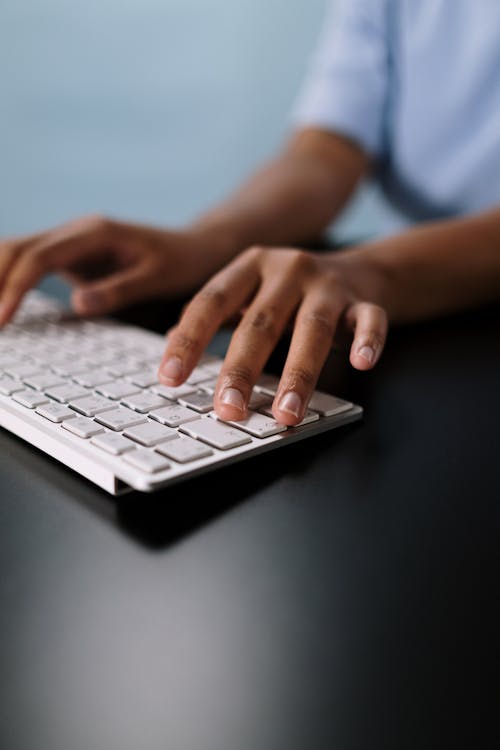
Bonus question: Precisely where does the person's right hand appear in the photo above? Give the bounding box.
[0,214,219,326]
[159,243,388,426]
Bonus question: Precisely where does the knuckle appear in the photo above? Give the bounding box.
[196,283,229,311]
[80,213,114,237]
[277,249,318,289]
[322,268,343,289]
[244,306,279,339]
[301,309,336,338]
[286,248,314,273]
[354,300,387,319]
[244,244,266,261]
[87,212,106,227]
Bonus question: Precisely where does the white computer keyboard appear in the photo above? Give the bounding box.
[0,290,363,494]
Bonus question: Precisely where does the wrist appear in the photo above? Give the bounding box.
[154,221,242,295]
[184,216,246,268]
[334,243,393,312]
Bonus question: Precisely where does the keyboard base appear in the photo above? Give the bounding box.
[0,398,133,495]
[0,395,362,495]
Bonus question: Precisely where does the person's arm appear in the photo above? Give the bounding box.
[336,206,500,323]
[190,127,370,257]
[0,128,369,324]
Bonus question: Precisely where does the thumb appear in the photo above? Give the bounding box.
[71,266,152,315]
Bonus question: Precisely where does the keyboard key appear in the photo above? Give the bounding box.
[90,432,136,455]
[155,435,213,463]
[23,372,65,391]
[68,394,116,416]
[127,369,159,388]
[254,373,280,395]
[258,405,320,426]
[150,403,199,428]
[95,379,141,400]
[48,352,76,366]
[73,369,115,388]
[198,376,219,395]
[94,407,148,431]
[0,355,24,370]
[5,362,43,379]
[83,351,121,367]
[212,410,287,438]
[120,392,166,413]
[36,402,77,423]
[151,382,196,400]
[62,416,105,438]
[248,390,273,411]
[51,359,91,377]
[12,389,50,409]
[198,356,223,376]
[105,360,143,378]
[123,420,177,447]
[46,383,89,403]
[0,374,25,396]
[122,448,171,474]
[178,390,214,413]
[180,418,252,450]
[186,365,214,385]
[306,392,353,417]
[140,353,164,366]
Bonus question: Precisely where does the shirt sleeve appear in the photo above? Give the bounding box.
[290,0,391,156]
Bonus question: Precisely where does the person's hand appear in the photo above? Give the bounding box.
[158,244,388,425]
[0,214,222,326]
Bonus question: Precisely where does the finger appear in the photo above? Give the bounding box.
[71,262,156,315]
[158,253,261,386]
[0,244,23,323]
[0,246,54,325]
[0,232,54,319]
[0,235,43,290]
[0,226,111,325]
[213,277,302,422]
[346,301,388,370]
[272,292,343,425]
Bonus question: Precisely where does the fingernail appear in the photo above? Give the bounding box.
[161,356,183,382]
[278,391,302,418]
[221,387,245,411]
[358,345,375,364]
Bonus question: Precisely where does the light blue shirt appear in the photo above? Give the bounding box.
[291,0,500,235]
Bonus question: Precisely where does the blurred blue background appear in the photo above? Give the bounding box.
[0,0,389,299]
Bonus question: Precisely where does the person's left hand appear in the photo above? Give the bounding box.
[158,244,388,425]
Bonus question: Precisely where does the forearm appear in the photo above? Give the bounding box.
[338,207,500,323]
[187,129,369,270]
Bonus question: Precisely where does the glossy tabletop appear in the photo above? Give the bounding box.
[1,301,499,750]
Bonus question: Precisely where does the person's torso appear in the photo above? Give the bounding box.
[379,0,500,225]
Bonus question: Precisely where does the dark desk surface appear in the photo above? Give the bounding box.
[1,302,499,750]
